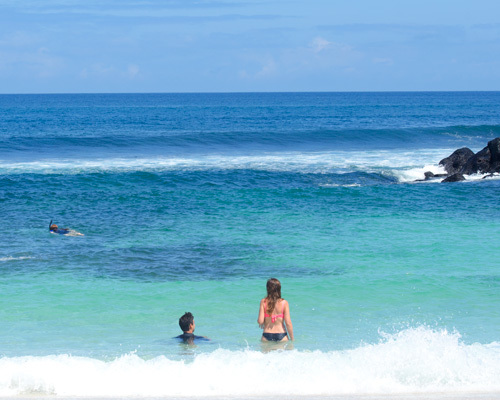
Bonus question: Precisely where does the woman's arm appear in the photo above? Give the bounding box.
[257,298,265,327]
[283,300,294,340]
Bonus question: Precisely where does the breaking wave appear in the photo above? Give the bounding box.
[1,327,499,397]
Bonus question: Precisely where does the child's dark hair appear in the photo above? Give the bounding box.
[179,312,194,332]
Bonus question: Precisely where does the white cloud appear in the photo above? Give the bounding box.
[306,37,360,64]
[79,63,141,80]
[255,58,276,77]
[124,64,140,79]
[0,46,64,77]
[310,36,331,53]
[238,55,277,80]
[79,63,114,78]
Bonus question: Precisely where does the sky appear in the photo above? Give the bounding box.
[0,0,500,93]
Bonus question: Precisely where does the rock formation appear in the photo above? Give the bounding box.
[442,173,466,183]
[438,147,475,175]
[423,137,500,183]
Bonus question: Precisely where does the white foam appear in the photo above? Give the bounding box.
[320,183,362,188]
[0,256,32,262]
[0,149,450,179]
[390,164,448,183]
[1,327,499,397]
[461,172,500,182]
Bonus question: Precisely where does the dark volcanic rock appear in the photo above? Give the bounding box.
[415,137,500,183]
[460,138,500,175]
[442,173,466,183]
[487,137,500,172]
[460,146,491,175]
[422,171,447,181]
[414,171,435,182]
[439,147,475,175]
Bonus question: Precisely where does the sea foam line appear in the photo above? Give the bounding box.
[0,256,33,262]
[0,149,450,177]
[1,327,499,397]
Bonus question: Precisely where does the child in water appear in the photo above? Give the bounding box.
[175,312,209,343]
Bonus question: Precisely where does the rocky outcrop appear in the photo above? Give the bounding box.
[439,147,474,175]
[488,137,500,171]
[442,173,465,182]
[423,137,500,183]
[460,146,491,175]
[414,171,447,182]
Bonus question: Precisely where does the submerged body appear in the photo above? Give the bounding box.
[175,332,209,343]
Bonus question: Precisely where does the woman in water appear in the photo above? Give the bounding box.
[257,278,294,341]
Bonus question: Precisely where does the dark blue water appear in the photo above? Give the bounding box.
[1,92,499,158]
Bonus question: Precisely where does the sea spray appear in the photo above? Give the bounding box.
[1,327,500,397]
[0,148,452,182]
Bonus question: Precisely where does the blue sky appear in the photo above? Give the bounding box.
[1,0,499,93]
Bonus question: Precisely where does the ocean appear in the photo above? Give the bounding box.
[0,92,499,398]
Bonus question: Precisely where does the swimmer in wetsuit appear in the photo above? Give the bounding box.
[49,220,84,236]
[175,312,209,344]
[257,278,294,342]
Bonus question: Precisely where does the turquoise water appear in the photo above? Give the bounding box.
[1,92,500,397]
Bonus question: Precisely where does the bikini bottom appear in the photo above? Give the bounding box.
[262,332,288,341]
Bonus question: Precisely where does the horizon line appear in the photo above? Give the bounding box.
[1,90,500,96]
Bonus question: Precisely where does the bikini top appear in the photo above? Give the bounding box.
[264,299,284,323]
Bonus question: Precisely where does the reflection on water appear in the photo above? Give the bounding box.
[260,340,294,353]
[178,340,198,355]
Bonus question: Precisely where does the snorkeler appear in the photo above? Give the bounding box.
[49,220,84,236]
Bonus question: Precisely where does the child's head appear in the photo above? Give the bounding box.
[179,312,194,332]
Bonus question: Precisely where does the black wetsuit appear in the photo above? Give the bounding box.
[175,333,209,343]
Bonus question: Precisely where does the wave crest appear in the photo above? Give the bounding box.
[1,327,499,397]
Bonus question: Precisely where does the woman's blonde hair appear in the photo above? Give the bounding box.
[266,278,282,314]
